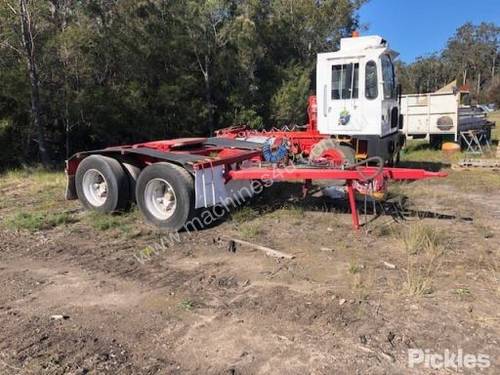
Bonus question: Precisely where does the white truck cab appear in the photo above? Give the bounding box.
[316,35,404,163]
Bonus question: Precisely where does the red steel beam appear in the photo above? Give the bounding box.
[192,150,262,170]
[227,166,446,182]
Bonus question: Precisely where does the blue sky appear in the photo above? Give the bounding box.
[358,0,500,62]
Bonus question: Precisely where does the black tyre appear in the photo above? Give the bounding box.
[136,162,195,231]
[75,155,130,213]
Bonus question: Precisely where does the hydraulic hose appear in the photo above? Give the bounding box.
[344,156,385,182]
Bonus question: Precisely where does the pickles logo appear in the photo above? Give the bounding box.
[339,109,350,125]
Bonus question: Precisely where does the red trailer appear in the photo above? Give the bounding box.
[66,96,446,232]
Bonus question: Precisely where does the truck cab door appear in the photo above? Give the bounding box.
[317,59,362,134]
[380,54,399,136]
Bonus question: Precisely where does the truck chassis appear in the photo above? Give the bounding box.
[66,98,446,232]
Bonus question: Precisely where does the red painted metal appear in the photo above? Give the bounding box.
[134,138,207,152]
[227,166,446,181]
[346,182,360,230]
[192,150,262,170]
[225,165,446,230]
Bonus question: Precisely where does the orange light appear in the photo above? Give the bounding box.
[352,31,360,38]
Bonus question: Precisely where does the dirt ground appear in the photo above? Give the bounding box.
[0,161,499,374]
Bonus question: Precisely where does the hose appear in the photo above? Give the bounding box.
[344,156,385,182]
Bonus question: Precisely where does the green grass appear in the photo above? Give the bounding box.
[402,223,443,255]
[6,211,76,232]
[0,168,66,212]
[85,211,138,232]
[231,206,259,223]
[266,203,305,221]
[402,222,445,297]
[487,111,500,140]
[454,287,471,297]
[0,168,65,189]
[401,140,465,164]
[348,261,362,275]
[404,262,435,297]
[179,299,194,311]
[239,222,263,239]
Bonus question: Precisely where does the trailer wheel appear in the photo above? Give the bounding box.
[76,155,130,213]
[136,162,195,232]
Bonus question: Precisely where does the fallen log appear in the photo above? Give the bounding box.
[223,237,295,259]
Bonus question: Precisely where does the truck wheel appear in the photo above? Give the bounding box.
[76,155,130,213]
[136,162,195,232]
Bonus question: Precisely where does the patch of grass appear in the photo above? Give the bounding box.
[454,287,471,297]
[87,212,128,231]
[404,261,434,297]
[5,211,76,232]
[0,167,67,212]
[84,209,140,232]
[239,222,262,239]
[348,260,362,274]
[1,167,65,190]
[402,223,445,297]
[402,223,443,255]
[487,111,500,142]
[231,206,259,223]
[267,203,305,222]
[141,246,156,257]
[401,140,464,164]
[179,299,194,311]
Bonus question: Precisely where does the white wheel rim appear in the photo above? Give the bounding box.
[144,178,177,220]
[82,169,108,207]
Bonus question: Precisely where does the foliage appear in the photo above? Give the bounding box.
[0,0,362,168]
[398,22,499,104]
[6,211,76,232]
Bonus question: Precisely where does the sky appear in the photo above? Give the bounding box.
[358,0,500,62]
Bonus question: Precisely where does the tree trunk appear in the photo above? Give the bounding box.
[204,56,214,136]
[19,0,51,168]
[492,54,497,81]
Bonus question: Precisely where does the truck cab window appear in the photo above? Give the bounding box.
[365,60,378,99]
[332,63,359,100]
[381,55,396,99]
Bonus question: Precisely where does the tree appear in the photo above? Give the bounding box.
[0,0,366,168]
[1,0,51,167]
[399,22,499,98]
[443,22,499,93]
[178,0,235,135]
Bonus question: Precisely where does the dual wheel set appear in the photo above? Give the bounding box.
[75,155,196,231]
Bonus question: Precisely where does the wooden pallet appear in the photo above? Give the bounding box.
[453,159,500,170]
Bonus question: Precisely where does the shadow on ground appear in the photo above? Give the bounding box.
[193,181,465,231]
